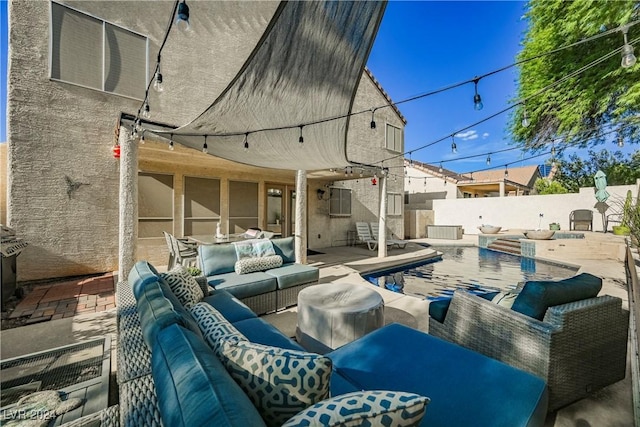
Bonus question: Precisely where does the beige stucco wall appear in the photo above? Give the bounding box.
[8,1,406,280]
[1,143,6,225]
[432,182,639,234]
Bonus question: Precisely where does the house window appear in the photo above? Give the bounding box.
[330,188,351,217]
[385,124,403,152]
[50,2,148,99]
[184,176,221,236]
[138,172,173,238]
[387,193,402,216]
[228,181,259,233]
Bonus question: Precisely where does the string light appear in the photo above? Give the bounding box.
[439,163,443,173]
[243,133,249,151]
[169,134,174,151]
[202,135,208,154]
[140,130,146,144]
[504,165,509,178]
[141,101,151,119]
[153,65,164,93]
[451,135,457,154]
[486,154,491,165]
[618,134,625,147]
[409,152,413,168]
[551,144,556,156]
[473,78,483,111]
[175,0,191,33]
[298,125,304,144]
[621,25,637,68]
[521,106,530,128]
[370,108,377,129]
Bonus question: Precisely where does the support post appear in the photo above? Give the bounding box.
[295,170,307,264]
[499,180,505,197]
[118,129,138,281]
[378,171,388,258]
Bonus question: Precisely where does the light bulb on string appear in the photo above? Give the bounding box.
[439,163,443,173]
[551,145,556,156]
[359,168,364,178]
[243,133,249,151]
[202,135,208,154]
[370,108,376,129]
[298,125,304,144]
[504,165,509,178]
[344,168,348,177]
[620,25,637,69]
[521,107,530,128]
[451,136,457,154]
[140,130,146,144]
[486,154,491,165]
[409,152,413,168]
[473,78,483,111]
[153,66,164,93]
[169,135,174,151]
[175,1,192,33]
[618,135,625,147]
[141,101,151,119]
[424,178,427,188]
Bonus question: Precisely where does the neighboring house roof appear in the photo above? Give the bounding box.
[469,165,541,188]
[406,159,469,182]
[365,67,407,125]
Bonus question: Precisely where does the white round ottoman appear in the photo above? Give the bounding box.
[296,283,384,353]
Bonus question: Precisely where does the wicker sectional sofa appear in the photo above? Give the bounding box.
[198,236,319,314]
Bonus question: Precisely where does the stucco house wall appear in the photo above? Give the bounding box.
[7,1,406,281]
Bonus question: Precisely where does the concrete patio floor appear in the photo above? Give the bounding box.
[1,232,637,426]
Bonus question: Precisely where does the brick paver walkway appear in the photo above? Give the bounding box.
[8,273,116,324]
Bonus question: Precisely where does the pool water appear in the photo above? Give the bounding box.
[362,246,579,301]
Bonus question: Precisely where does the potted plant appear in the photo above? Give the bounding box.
[612,190,632,236]
[549,223,560,231]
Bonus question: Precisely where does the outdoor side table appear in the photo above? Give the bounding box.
[296,283,384,354]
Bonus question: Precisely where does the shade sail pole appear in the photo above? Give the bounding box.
[295,170,307,264]
[378,172,388,258]
[118,131,138,280]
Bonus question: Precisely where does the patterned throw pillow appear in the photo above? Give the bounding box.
[282,390,429,427]
[160,265,204,308]
[491,291,518,309]
[234,255,283,275]
[219,339,332,427]
[189,302,247,357]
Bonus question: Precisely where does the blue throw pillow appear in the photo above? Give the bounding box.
[511,273,602,320]
[271,237,296,263]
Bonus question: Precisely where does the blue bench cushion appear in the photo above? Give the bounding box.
[512,273,602,321]
[129,260,162,300]
[428,292,499,323]
[151,324,266,427]
[266,263,319,290]
[135,279,202,348]
[328,323,548,427]
[203,290,257,323]
[233,317,305,352]
[207,271,277,300]
[271,237,296,264]
[199,243,238,276]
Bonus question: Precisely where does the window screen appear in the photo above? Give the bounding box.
[330,188,351,216]
[387,193,402,216]
[184,177,221,236]
[385,124,403,152]
[138,172,173,238]
[229,181,258,233]
[51,2,147,99]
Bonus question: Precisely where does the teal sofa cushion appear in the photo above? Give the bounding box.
[512,273,602,321]
[233,318,305,351]
[428,292,499,324]
[266,263,319,290]
[135,278,202,348]
[328,323,548,427]
[151,324,266,427]
[207,271,277,300]
[271,237,296,264]
[199,243,238,276]
[130,260,161,300]
[203,290,257,323]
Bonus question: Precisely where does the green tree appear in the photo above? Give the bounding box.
[534,178,568,194]
[511,0,640,150]
[554,149,640,192]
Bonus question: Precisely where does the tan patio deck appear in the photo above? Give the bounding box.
[1,232,637,426]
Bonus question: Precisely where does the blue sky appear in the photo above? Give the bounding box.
[368,1,534,174]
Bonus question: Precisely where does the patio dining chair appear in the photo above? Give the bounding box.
[165,232,198,269]
[569,209,593,231]
[370,222,408,249]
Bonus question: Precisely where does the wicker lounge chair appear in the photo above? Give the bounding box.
[370,222,408,249]
[429,286,629,411]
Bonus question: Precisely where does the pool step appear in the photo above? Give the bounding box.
[487,238,522,256]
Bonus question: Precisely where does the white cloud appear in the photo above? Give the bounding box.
[455,130,478,141]
[482,132,489,139]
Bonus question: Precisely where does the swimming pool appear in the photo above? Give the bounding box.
[362,246,579,301]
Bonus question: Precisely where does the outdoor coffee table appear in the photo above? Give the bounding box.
[296,283,384,354]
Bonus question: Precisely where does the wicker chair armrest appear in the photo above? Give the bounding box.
[543,294,626,327]
[195,275,211,296]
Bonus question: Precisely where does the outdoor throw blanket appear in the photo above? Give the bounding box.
[0,391,83,427]
[233,239,275,260]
